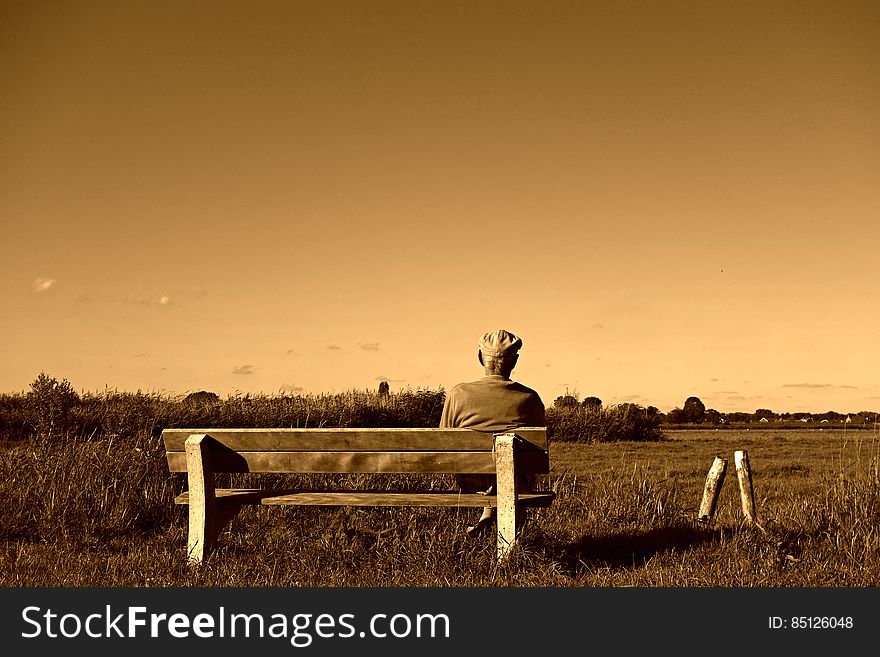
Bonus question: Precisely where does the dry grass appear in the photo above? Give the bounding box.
[2,425,877,587]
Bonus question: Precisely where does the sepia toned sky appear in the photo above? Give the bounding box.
[2,0,878,413]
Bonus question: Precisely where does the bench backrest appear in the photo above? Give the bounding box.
[162,427,548,475]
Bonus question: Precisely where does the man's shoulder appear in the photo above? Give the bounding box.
[507,380,543,399]
[451,378,542,400]
[444,381,476,405]
[449,378,490,393]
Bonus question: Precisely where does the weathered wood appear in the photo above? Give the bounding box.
[167,449,549,475]
[698,456,727,524]
[185,434,242,563]
[494,434,520,561]
[163,427,548,453]
[734,450,757,524]
[166,428,554,566]
[174,489,556,507]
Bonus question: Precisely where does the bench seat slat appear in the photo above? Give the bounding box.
[162,427,548,452]
[166,450,549,474]
[174,489,556,508]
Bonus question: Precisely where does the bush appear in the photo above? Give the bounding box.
[23,373,80,438]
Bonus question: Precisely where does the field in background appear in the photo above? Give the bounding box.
[2,420,877,587]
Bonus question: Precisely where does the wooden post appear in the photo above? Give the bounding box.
[184,434,240,563]
[698,456,727,524]
[734,450,757,524]
[494,433,520,563]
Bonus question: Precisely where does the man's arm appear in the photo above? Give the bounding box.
[439,387,457,428]
[529,394,546,427]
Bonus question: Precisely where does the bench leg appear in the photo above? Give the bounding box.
[494,434,521,563]
[185,434,240,564]
[188,499,242,563]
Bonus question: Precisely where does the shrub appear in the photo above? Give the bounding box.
[553,394,579,409]
[23,373,80,438]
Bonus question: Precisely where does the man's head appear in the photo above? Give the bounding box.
[477,329,522,378]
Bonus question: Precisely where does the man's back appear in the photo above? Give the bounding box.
[440,375,545,432]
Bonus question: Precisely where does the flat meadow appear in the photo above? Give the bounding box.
[1,386,877,587]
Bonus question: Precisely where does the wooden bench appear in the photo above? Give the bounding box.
[162,427,554,564]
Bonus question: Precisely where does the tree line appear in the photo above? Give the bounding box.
[555,394,879,426]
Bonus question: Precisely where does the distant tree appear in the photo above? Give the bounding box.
[856,411,878,424]
[682,396,706,423]
[554,395,579,409]
[581,396,602,410]
[378,381,390,396]
[704,408,722,424]
[754,408,775,421]
[666,408,686,424]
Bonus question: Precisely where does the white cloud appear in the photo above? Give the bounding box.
[232,365,255,375]
[159,296,171,306]
[33,278,56,293]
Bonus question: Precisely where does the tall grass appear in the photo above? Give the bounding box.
[0,430,174,546]
[2,387,448,441]
[2,429,878,586]
[546,402,664,442]
[1,383,663,443]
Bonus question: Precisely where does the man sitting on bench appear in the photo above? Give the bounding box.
[440,329,546,536]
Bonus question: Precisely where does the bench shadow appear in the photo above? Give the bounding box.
[555,525,721,572]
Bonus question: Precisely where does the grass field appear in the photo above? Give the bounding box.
[2,425,877,587]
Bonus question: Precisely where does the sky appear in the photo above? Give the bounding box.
[2,0,878,413]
